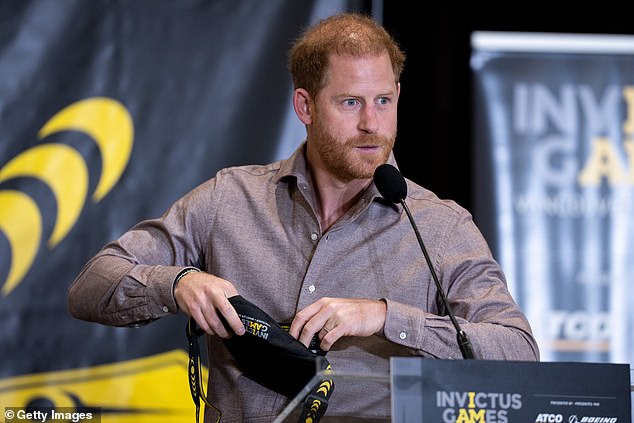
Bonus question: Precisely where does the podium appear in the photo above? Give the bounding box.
[274,358,632,422]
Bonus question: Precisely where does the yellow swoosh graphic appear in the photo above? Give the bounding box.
[38,97,134,201]
[0,144,88,248]
[0,191,41,296]
[0,97,134,296]
[0,349,201,423]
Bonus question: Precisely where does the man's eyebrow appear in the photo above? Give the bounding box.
[333,90,397,98]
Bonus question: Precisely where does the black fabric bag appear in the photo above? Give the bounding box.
[186,295,334,423]
[221,295,330,397]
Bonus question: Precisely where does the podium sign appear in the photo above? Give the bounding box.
[391,358,631,423]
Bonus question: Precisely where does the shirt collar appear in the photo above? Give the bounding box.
[276,141,310,185]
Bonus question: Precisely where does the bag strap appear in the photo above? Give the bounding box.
[186,319,221,423]
[186,317,334,423]
[296,363,334,423]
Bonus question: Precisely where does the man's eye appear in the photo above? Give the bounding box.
[377,97,390,105]
[343,99,358,107]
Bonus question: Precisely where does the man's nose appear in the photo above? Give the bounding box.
[358,105,379,133]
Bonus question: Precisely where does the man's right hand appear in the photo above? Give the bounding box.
[173,271,245,338]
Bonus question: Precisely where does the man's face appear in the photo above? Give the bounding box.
[308,53,399,182]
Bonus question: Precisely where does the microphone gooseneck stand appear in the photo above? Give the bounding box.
[373,163,475,359]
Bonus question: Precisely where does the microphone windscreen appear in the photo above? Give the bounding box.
[373,163,407,203]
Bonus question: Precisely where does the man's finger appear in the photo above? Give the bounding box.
[216,297,245,336]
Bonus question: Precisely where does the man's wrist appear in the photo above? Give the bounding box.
[172,267,200,307]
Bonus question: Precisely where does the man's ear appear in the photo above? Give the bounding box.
[293,88,313,125]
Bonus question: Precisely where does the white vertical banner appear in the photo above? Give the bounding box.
[471,32,634,366]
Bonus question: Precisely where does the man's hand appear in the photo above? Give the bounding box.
[289,297,387,351]
[173,271,245,338]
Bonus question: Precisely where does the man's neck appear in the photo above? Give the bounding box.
[310,168,371,231]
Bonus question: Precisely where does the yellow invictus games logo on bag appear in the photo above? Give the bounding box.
[238,314,271,340]
[0,350,198,423]
[0,97,133,297]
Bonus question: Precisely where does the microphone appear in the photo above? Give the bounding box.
[373,163,476,359]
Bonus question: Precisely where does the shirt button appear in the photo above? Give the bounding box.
[399,331,407,340]
[308,284,315,293]
[311,233,318,241]
[162,305,169,313]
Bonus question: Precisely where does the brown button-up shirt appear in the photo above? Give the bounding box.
[68,143,539,422]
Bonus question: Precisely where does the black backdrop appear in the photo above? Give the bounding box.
[382,3,634,218]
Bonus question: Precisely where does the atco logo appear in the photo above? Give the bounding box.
[535,413,563,422]
[0,97,133,296]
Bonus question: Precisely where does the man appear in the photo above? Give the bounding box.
[68,13,539,422]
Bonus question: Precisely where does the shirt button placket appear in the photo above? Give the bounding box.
[307,231,319,294]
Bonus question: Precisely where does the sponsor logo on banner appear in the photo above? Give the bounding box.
[543,310,610,352]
